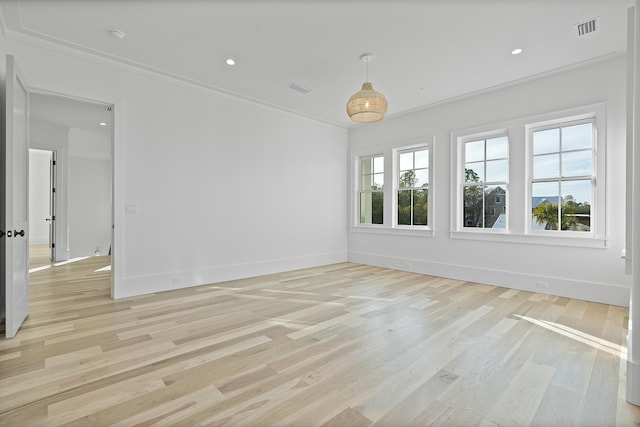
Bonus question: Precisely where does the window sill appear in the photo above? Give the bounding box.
[449,230,606,248]
[351,226,434,238]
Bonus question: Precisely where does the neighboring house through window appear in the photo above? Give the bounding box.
[462,135,509,229]
[529,119,595,233]
[353,105,604,247]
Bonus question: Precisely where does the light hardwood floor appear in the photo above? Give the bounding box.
[1,246,640,426]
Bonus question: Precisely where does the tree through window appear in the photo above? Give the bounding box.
[397,148,429,226]
[530,121,593,232]
[463,136,508,229]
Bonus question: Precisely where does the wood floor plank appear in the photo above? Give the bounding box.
[1,250,638,426]
[320,407,372,427]
[484,360,557,426]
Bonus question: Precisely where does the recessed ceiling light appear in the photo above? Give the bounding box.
[225,58,236,66]
[99,122,108,126]
[108,28,126,40]
[511,48,523,55]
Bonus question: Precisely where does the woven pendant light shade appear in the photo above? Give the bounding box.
[346,82,388,123]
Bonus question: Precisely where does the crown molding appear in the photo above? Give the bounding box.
[0,11,347,132]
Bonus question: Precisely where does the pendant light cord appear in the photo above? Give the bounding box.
[366,57,369,82]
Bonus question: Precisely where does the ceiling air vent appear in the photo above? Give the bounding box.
[289,82,312,94]
[576,17,599,37]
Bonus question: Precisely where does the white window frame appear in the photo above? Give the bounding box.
[394,143,432,230]
[462,133,509,230]
[450,103,606,248]
[452,128,510,234]
[350,137,435,238]
[357,153,385,226]
[525,107,605,242]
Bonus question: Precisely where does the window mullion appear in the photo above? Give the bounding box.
[410,189,414,225]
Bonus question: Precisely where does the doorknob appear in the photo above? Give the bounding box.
[14,229,25,237]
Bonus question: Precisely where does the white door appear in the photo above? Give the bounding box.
[2,55,30,338]
[49,151,57,261]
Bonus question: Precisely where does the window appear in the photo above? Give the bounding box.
[352,138,434,236]
[462,135,508,229]
[530,120,594,232]
[397,147,429,226]
[359,155,384,224]
[451,104,604,247]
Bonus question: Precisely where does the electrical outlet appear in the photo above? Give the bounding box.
[536,280,549,289]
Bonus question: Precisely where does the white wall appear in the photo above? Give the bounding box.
[68,128,111,160]
[349,56,630,306]
[0,33,348,298]
[68,157,111,257]
[68,128,112,257]
[28,149,51,245]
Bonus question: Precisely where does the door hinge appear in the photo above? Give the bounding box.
[52,243,55,248]
[52,160,56,166]
[52,188,56,193]
[52,215,56,220]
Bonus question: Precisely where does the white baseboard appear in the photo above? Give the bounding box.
[628,358,640,406]
[115,251,348,299]
[348,251,630,307]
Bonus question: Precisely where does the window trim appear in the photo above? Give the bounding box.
[350,137,435,238]
[462,135,509,230]
[450,103,606,248]
[394,143,432,229]
[525,107,605,240]
[453,128,510,233]
[357,153,385,226]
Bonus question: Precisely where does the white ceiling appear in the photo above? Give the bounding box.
[29,93,112,135]
[0,0,631,128]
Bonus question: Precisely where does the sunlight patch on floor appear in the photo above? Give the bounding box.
[515,314,627,360]
[29,265,52,273]
[54,257,90,266]
[208,285,395,302]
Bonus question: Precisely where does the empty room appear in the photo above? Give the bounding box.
[2,0,640,425]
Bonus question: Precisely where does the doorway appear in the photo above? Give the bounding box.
[28,92,114,286]
[28,148,55,265]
